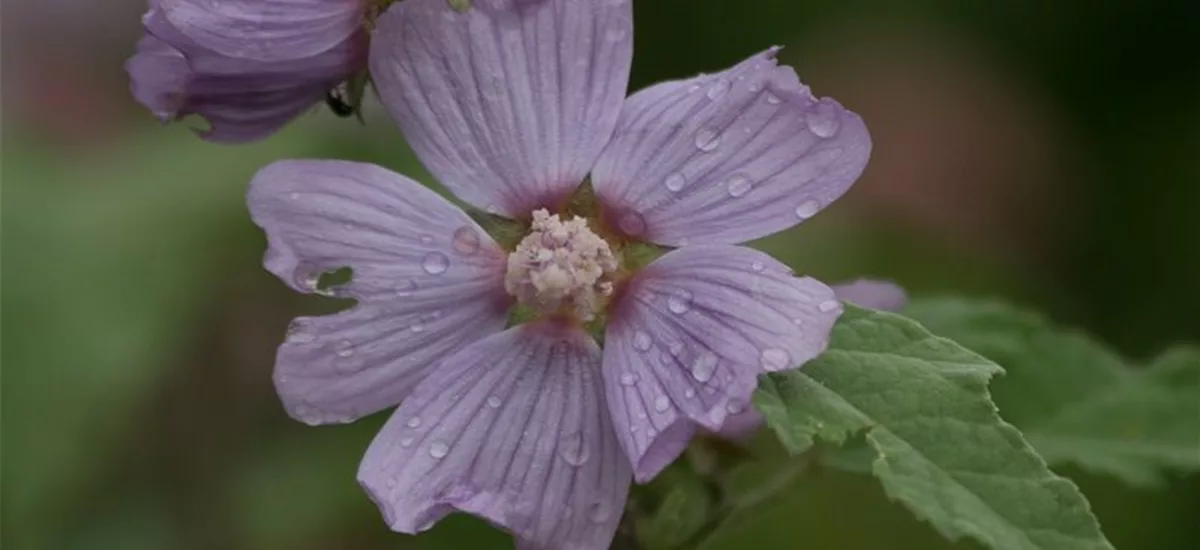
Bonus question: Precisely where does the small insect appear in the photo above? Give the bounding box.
[325,87,357,118]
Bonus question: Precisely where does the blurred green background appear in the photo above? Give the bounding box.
[3,0,1198,548]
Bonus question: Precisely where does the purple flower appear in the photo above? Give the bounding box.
[248,0,871,547]
[712,279,908,442]
[126,0,368,142]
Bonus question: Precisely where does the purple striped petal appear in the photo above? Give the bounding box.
[358,321,630,550]
[603,245,839,481]
[248,160,510,424]
[370,0,633,217]
[831,278,908,311]
[127,5,364,142]
[159,0,362,62]
[591,48,871,245]
[712,278,907,441]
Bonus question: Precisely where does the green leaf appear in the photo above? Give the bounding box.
[635,478,713,550]
[755,305,1112,550]
[906,298,1200,487]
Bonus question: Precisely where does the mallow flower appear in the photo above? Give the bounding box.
[126,0,378,142]
[248,0,872,548]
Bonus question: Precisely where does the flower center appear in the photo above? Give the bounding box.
[504,209,619,321]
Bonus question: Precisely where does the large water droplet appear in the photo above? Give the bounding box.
[654,395,671,413]
[692,352,718,382]
[429,440,450,459]
[694,128,721,152]
[664,172,686,192]
[452,226,481,256]
[794,199,820,220]
[619,372,639,386]
[706,79,730,100]
[422,252,450,274]
[407,416,422,428]
[759,348,790,370]
[632,331,653,352]
[487,395,502,408]
[618,211,646,236]
[559,432,591,466]
[726,173,752,197]
[818,299,840,313]
[667,290,693,314]
[806,101,841,138]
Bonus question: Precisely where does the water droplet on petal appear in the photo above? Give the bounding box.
[706,79,730,100]
[335,340,354,358]
[694,128,721,152]
[667,290,692,314]
[806,101,841,138]
[794,199,820,220]
[748,82,762,93]
[654,395,671,413]
[759,348,791,370]
[422,252,450,275]
[618,211,646,236]
[487,395,502,408]
[765,93,781,105]
[429,440,450,459]
[692,352,717,382]
[559,432,591,466]
[286,322,316,344]
[664,172,686,192]
[751,260,765,272]
[407,416,422,428]
[727,400,746,414]
[726,173,752,197]
[410,321,426,333]
[589,501,611,523]
[668,341,685,356]
[420,235,433,245]
[399,437,414,448]
[684,388,696,399]
[632,331,653,352]
[818,299,840,312]
[619,372,639,386]
[452,226,481,256]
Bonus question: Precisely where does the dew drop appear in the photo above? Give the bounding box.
[654,395,671,413]
[632,331,653,352]
[400,437,414,448]
[684,388,696,399]
[748,82,762,93]
[646,427,658,437]
[765,93,781,105]
[286,322,316,344]
[668,341,685,356]
[794,199,820,220]
[692,352,718,382]
[726,400,746,414]
[759,348,791,370]
[452,226,481,256]
[726,173,752,197]
[619,372,639,386]
[421,252,450,274]
[705,79,730,100]
[406,416,422,428]
[751,260,765,272]
[487,395,502,408]
[818,299,840,313]
[559,432,591,466]
[693,128,721,152]
[618,211,646,236]
[410,321,426,333]
[664,172,686,192]
[429,440,450,459]
[806,101,841,138]
[667,290,692,314]
[419,235,433,245]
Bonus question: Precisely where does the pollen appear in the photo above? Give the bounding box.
[505,209,619,321]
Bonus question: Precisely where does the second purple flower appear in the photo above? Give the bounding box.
[248,0,873,548]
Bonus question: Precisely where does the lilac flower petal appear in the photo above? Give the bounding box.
[159,0,362,62]
[359,322,630,550]
[127,7,363,143]
[603,245,839,480]
[591,48,871,245]
[832,278,908,311]
[370,0,633,217]
[248,160,510,424]
[712,278,906,442]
